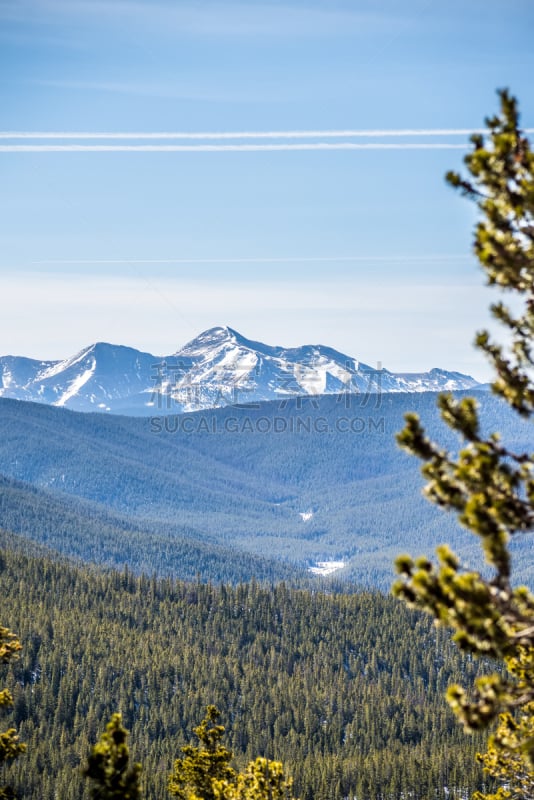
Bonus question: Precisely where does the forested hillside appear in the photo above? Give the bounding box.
[0,474,300,585]
[0,537,492,800]
[0,392,531,587]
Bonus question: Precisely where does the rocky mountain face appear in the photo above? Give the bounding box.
[0,326,482,415]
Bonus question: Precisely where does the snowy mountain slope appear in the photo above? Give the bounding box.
[35,343,157,411]
[0,325,482,415]
[0,355,58,401]
[152,326,481,413]
[0,343,157,412]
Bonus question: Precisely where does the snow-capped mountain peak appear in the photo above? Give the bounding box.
[0,328,483,416]
[177,326,236,353]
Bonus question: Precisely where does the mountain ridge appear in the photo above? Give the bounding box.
[0,325,482,415]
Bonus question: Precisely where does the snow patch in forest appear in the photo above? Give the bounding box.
[309,561,346,576]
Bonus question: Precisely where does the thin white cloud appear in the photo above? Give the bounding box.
[0,1,413,39]
[1,127,531,151]
[0,143,468,152]
[30,79,260,104]
[4,128,533,139]
[0,271,495,379]
[0,272,490,319]
[32,255,472,265]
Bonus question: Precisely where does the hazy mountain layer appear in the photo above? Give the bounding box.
[0,326,482,415]
[0,392,529,588]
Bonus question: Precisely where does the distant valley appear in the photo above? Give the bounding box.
[0,390,529,589]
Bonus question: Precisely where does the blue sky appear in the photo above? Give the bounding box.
[1,0,533,379]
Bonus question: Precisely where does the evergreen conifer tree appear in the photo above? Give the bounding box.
[84,713,142,800]
[168,706,236,800]
[394,89,534,798]
[0,625,26,800]
[169,707,298,800]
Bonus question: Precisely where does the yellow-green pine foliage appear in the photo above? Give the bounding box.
[474,702,534,800]
[0,625,26,799]
[214,757,297,800]
[84,713,142,800]
[168,706,236,800]
[169,708,297,800]
[394,89,534,799]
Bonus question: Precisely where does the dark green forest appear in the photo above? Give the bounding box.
[0,474,300,585]
[0,534,492,800]
[0,390,528,798]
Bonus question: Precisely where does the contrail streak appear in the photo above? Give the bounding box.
[33,255,472,265]
[0,128,533,140]
[0,142,468,152]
